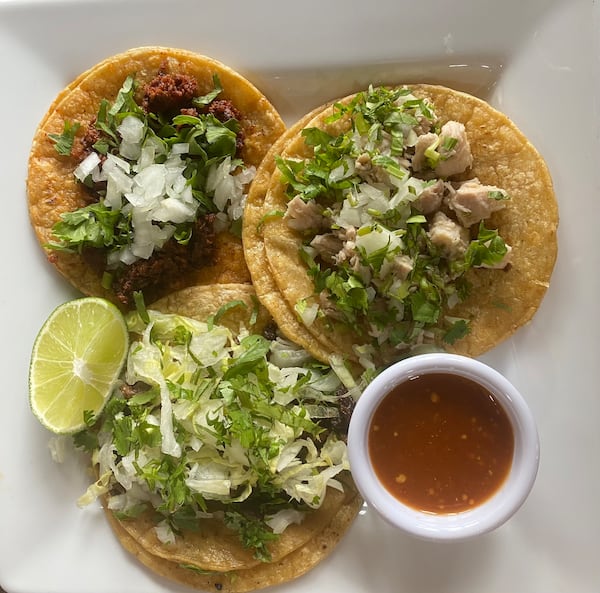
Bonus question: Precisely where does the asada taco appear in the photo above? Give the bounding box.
[27,47,285,308]
[105,499,359,593]
[243,84,558,364]
[74,283,362,590]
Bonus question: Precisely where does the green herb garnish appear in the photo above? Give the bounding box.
[48,120,81,155]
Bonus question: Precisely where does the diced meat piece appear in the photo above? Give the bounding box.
[318,291,346,321]
[284,196,328,232]
[180,107,200,118]
[414,114,432,136]
[120,381,151,399]
[349,253,372,284]
[447,179,508,227]
[310,233,344,264]
[434,121,473,178]
[332,237,356,266]
[262,322,278,341]
[411,132,438,173]
[392,255,413,280]
[413,179,445,214]
[320,393,355,439]
[71,119,101,162]
[329,232,371,284]
[427,211,469,259]
[355,153,372,174]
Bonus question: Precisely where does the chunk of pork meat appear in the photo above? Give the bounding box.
[434,121,473,178]
[284,195,328,232]
[391,254,413,280]
[427,211,469,259]
[447,179,508,227]
[413,179,445,214]
[310,233,344,264]
[411,121,473,178]
[411,132,438,173]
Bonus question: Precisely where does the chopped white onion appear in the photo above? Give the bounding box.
[77,126,251,264]
[152,197,196,224]
[73,152,101,182]
[105,153,131,174]
[171,142,190,155]
[133,164,167,201]
[117,116,145,144]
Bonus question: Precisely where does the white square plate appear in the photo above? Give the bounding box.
[0,0,598,591]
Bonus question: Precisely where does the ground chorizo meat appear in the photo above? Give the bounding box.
[208,99,241,123]
[109,214,217,306]
[72,120,101,162]
[71,120,110,201]
[73,71,247,307]
[179,107,200,118]
[209,99,245,153]
[142,72,198,113]
[180,100,245,153]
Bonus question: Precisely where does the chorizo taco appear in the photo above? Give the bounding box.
[243,84,558,364]
[27,47,285,308]
[75,283,362,590]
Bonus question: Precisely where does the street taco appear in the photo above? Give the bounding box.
[244,84,558,364]
[243,103,346,365]
[74,283,362,589]
[27,47,285,308]
[105,496,360,593]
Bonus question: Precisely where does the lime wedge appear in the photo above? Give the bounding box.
[29,297,129,434]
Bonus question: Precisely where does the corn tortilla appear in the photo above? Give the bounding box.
[113,486,351,573]
[248,85,558,361]
[27,47,285,306]
[105,491,361,593]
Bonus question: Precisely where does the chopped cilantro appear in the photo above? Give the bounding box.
[223,511,278,562]
[443,319,470,344]
[47,202,125,252]
[48,120,80,156]
[192,74,223,107]
[72,429,98,452]
[463,223,509,268]
[488,190,510,201]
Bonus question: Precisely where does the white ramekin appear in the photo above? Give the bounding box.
[347,353,539,542]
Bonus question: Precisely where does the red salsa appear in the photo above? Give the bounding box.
[368,372,514,513]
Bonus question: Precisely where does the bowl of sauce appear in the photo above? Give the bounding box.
[347,353,539,541]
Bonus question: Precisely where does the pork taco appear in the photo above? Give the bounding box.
[27,47,285,308]
[244,84,558,364]
[74,283,362,589]
[243,103,347,365]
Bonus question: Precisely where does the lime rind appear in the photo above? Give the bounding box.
[29,297,129,434]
